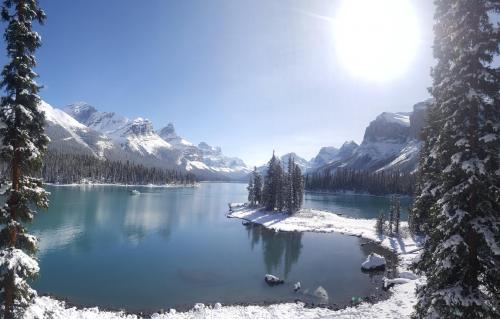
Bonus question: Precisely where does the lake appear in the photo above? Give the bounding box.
[27,183,399,312]
[305,191,412,220]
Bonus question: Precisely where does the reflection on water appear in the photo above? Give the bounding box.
[26,183,394,311]
[246,225,303,279]
[304,192,412,220]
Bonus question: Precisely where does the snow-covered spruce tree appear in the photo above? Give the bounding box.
[285,157,294,214]
[411,102,443,235]
[275,161,285,212]
[247,172,255,206]
[393,195,400,235]
[263,152,280,211]
[413,0,500,318]
[375,210,385,236]
[292,162,304,212]
[253,168,263,205]
[388,196,394,235]
[0,0,48,318]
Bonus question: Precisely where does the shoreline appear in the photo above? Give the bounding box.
[305,189,413,199]
[24,205,423,319]
[44,182,200,188]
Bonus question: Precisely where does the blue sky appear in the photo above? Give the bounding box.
[1,0,435,167]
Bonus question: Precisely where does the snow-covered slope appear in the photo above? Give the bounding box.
[314,101,429,174]
[40,101,124,158]
[309,141,358,171]
[64,102,128,135]
[158,123,194,148]
[257,152,311,175]
[58,102,250,180]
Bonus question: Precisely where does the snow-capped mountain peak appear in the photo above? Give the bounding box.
[64,102,129,136]
[122,117,155,136]
[158,123,194,148]
[312,100,430,174]
[59,102,250,180]
[376,112,411,127]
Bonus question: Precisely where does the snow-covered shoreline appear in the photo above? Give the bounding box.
[24,206,423,319]
[44,182,199,188]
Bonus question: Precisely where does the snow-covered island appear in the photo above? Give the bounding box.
[22,205,423,319]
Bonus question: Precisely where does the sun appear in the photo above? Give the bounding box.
[333,0,420,82]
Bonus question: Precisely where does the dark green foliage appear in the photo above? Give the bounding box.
[305,168,416,196]
[412,1,500,318]
[259,153,304,213]
[411,104,443,235]
[0,0,47,316]
[375,210,385,236]
[247,173,254,205]
[247,167,263,207]
[37,152,196,185]
[392,195,401,235]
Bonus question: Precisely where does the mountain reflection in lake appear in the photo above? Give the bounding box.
[27,183,392,311]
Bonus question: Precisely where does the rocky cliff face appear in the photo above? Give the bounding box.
[312,100,430,174]
[43,101,251,180]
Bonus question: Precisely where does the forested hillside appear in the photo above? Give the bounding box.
[1,152,197,185]
[42,152,196,185]
[306,168,415,195]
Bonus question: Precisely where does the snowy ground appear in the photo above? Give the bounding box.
[23,206,423,319]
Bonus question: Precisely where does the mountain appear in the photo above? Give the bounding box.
[42,101,250,180]
[314,100,430,174]
[257,152,311,175]
[280,153,312,172]
[40,101,129,160]
[309,141,358,170]
[158,123,194,149]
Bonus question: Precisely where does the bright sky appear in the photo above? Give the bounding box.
[0,0,435,167]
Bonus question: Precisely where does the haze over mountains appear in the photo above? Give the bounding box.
[41,101,251,180]
[258,100,430,176]
[40,100,429,181]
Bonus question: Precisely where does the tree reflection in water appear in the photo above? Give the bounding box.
[246,224,303,279]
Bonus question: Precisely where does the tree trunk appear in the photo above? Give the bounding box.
[4,150,20,319]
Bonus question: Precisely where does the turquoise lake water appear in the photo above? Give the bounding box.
[25,183,400,311]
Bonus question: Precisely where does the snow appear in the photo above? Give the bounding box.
[264,274,283,284]
[227,207,418,254]
[377,112,411,126]
[361,253,386,270]
[39,101,88,131]
[185,160,210,171]
[22,206,422,319]
[39,101,93,152]
[313,286,329,303]
[377,140,421,172]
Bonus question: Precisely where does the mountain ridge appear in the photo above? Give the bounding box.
[43,101,250,180]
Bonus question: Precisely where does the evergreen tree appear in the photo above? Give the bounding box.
[253,168,262,205]
[413,1,500,317]
[247,173,255,206]
[275,161,285,212]
[285,157,294,214]
[375,210,385,236]
[393,195,400,235]
[411,103,443,235]
[388,197,394,235]
[263,152,280,211]
[0,1,47,317]
[292,163,304,212]
[305,168,416,196]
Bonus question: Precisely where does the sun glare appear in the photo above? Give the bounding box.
[333,0,420,82]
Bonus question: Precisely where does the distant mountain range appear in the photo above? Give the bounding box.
[41,101,251,181]
[41,99,429,182]
[258,100,430,176]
